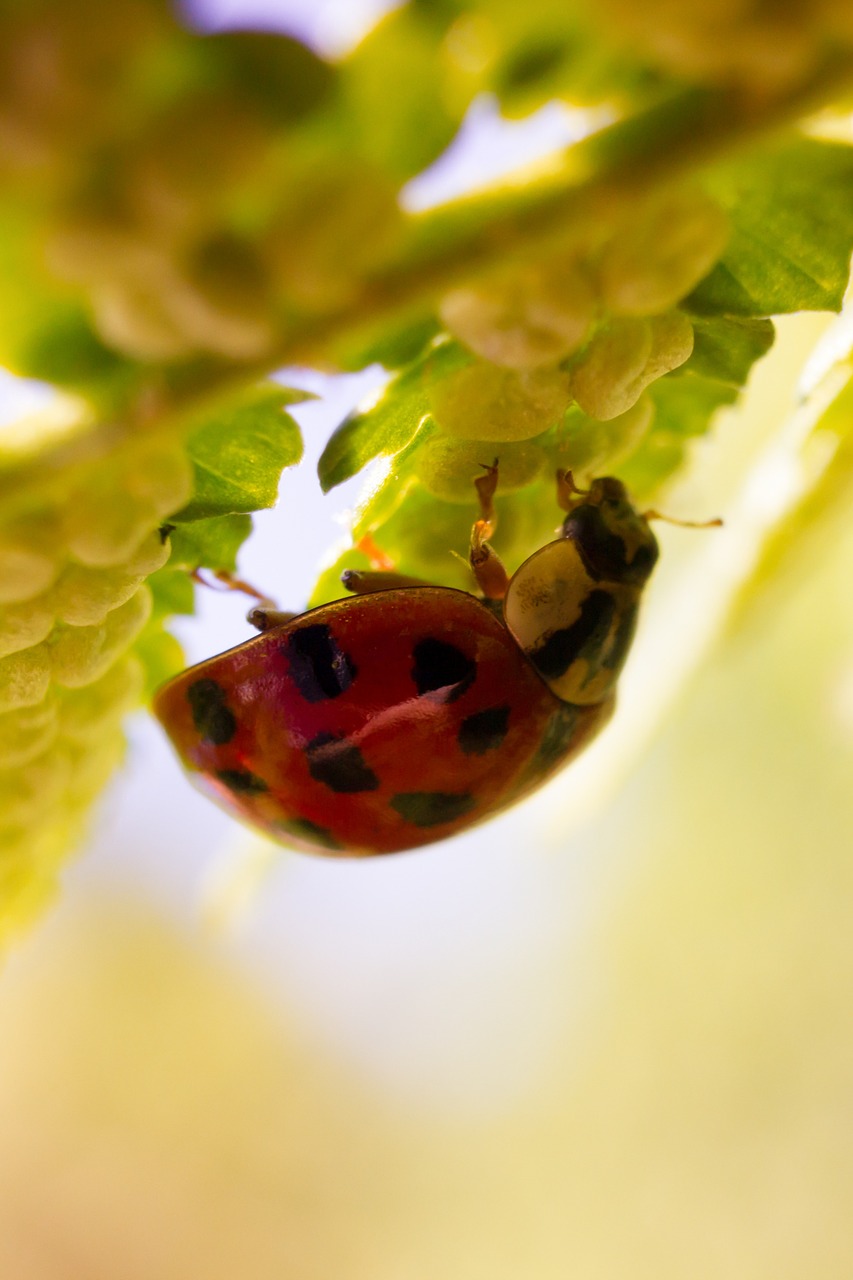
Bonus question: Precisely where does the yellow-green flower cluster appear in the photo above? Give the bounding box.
[0,433,191,941]
[420,186,727,497]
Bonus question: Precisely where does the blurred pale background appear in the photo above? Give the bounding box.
[1,2,853,1277]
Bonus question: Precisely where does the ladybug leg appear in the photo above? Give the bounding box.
[555,468,588,512]
[342,531,432,593]
[643,508,723,529]
[246,605,299,632]
[191,569,296,632]
[470,460,509,601]
[341,568,433,595]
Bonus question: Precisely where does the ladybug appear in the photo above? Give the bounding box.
[153,466,661,856]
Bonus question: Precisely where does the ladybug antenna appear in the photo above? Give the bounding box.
[191,567,275,603]
[191,569,294,632]
[556,468,589,512]
[643,509,723,530]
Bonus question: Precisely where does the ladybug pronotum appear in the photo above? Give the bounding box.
[154,467,660,855]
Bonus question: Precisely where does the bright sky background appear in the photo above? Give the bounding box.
[179,0,398,53]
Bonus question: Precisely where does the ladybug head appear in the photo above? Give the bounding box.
[502,475,658,705]
[559,474,659,588]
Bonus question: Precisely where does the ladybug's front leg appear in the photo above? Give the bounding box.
[470,461,509,601]
[341,568,433,595]
[191,569,296,632]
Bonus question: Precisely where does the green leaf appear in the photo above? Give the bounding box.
[684,316,775,386]
[174,385,303,522]
[348,416,439,539]
[647,371,738,437]
[347,471,566,596]
[307,547,373,609]
[134,628,187,700]
[165,514,253,572]
[615,371,738,498]
[318,341,467,493]
[264,384,319,407]
[147,567,196,618]
[356,481,477,590]
[342,313,441,372]
[688,139,853,317]
[613,434,688,499]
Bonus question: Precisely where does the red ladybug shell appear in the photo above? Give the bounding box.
[154,585,613,856]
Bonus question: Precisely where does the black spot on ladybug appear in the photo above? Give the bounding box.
[457,705,511,756]
[216,768,268,794]
[283,624,356,702]
[411,638,476,702]
[529,590,616,681]
[390,791,476,828]
[277,816,343,851]
[187,678,237,746]
[531,704,580,775]
[306,732,380,793]
[603,602,639,680]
